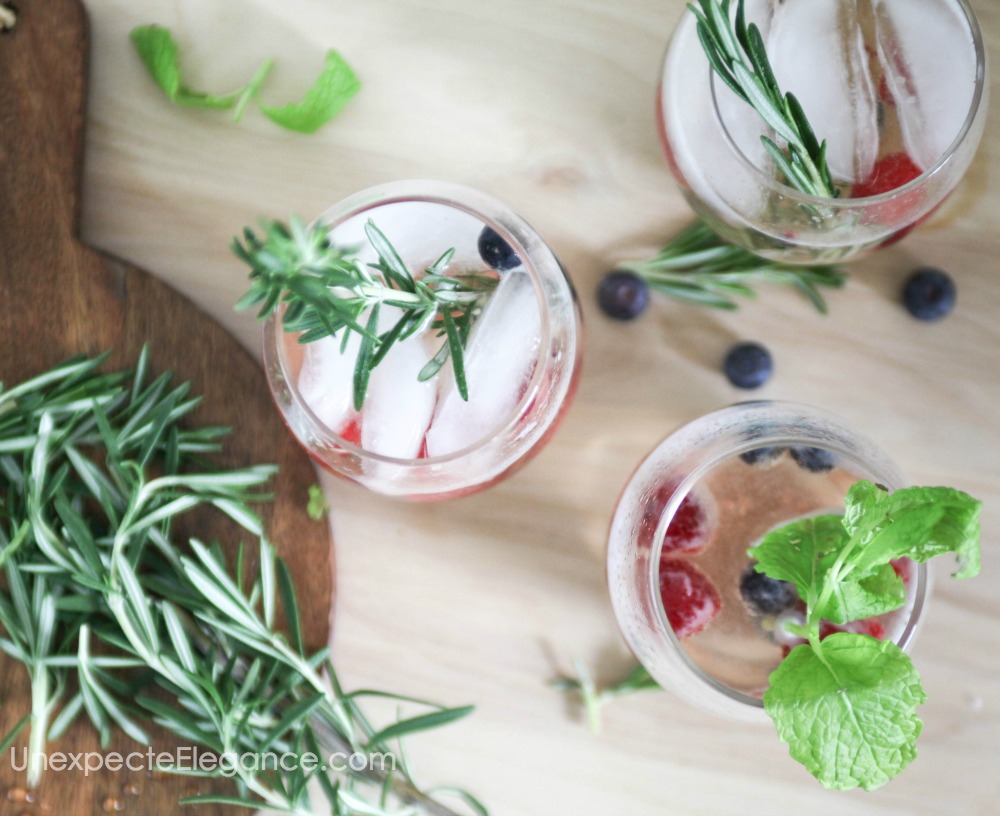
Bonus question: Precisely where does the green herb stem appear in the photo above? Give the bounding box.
[618,219,846,312]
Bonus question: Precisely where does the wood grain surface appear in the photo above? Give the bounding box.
[0,2,333,813]
[6,0,1000,815]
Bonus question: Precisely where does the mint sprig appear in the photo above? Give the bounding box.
[131,25,245,109]
[755,480,982,790]
[765,634,926,791]
[130,25,359,132]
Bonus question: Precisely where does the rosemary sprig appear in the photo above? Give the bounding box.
[552,662,659,733]
[617,219,846,312]
[234,217,497,410]
[0,351,484,816]
[689,0,838,198]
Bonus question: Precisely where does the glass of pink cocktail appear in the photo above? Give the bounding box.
[263,180,582,500]
[658,0,988,263]
[607,402,928,721]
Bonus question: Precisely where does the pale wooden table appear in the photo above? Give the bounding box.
[79,1,999,814]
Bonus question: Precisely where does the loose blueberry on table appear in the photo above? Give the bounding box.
[903,267,956,321]
[597,270,650,320]
[723,342,773,389]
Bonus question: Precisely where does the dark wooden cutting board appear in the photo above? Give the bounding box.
[0,1,334,813]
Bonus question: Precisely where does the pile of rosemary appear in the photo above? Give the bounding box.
[0,351,483,815]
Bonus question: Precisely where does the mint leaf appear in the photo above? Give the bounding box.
[821,561,905,625]
[130,25,239,109]
[842,481,981,580]
[750,514,846,606]
[259,50,361,133]
[764,633,927,791]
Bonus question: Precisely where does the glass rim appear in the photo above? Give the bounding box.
[268,178,562,468]
[640,402,929,711]
[704,0,988,208]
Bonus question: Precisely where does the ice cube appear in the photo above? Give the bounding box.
[767,0,878,184]
[360,308,438,459]
[424,271,541,457]
[297,332,362,436]
[874,0,978,171]
[325,202,489,272]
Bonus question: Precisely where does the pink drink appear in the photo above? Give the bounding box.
[608,403,928,721]
[648,449,917,698]
[657,0,987,262]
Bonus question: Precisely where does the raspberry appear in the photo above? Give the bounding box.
[865,620,886,640]
[850,152,926,244]
[638,483,715,555]
[890,559,911,585]
[338,416,362,446]
[852,152,923,199]
[658,558,722,639]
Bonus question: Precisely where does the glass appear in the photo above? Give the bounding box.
[657,0,988,264]
[263,180,583,500]
[607,402,929,722]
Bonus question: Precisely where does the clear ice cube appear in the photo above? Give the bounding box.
[767,0,878,184]
[425,270,541,457]
[298,332,362,435]
[874,0,977,171]
[360,307,438,459]
[326,202,488,273]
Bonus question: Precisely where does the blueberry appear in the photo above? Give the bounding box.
[477,226,521,271]
[596,270,650,320]
[740,446,786,466]
[790,446,836,473]
[723,342,773,389]
[903,267,955,321]
[740,564,797,616]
